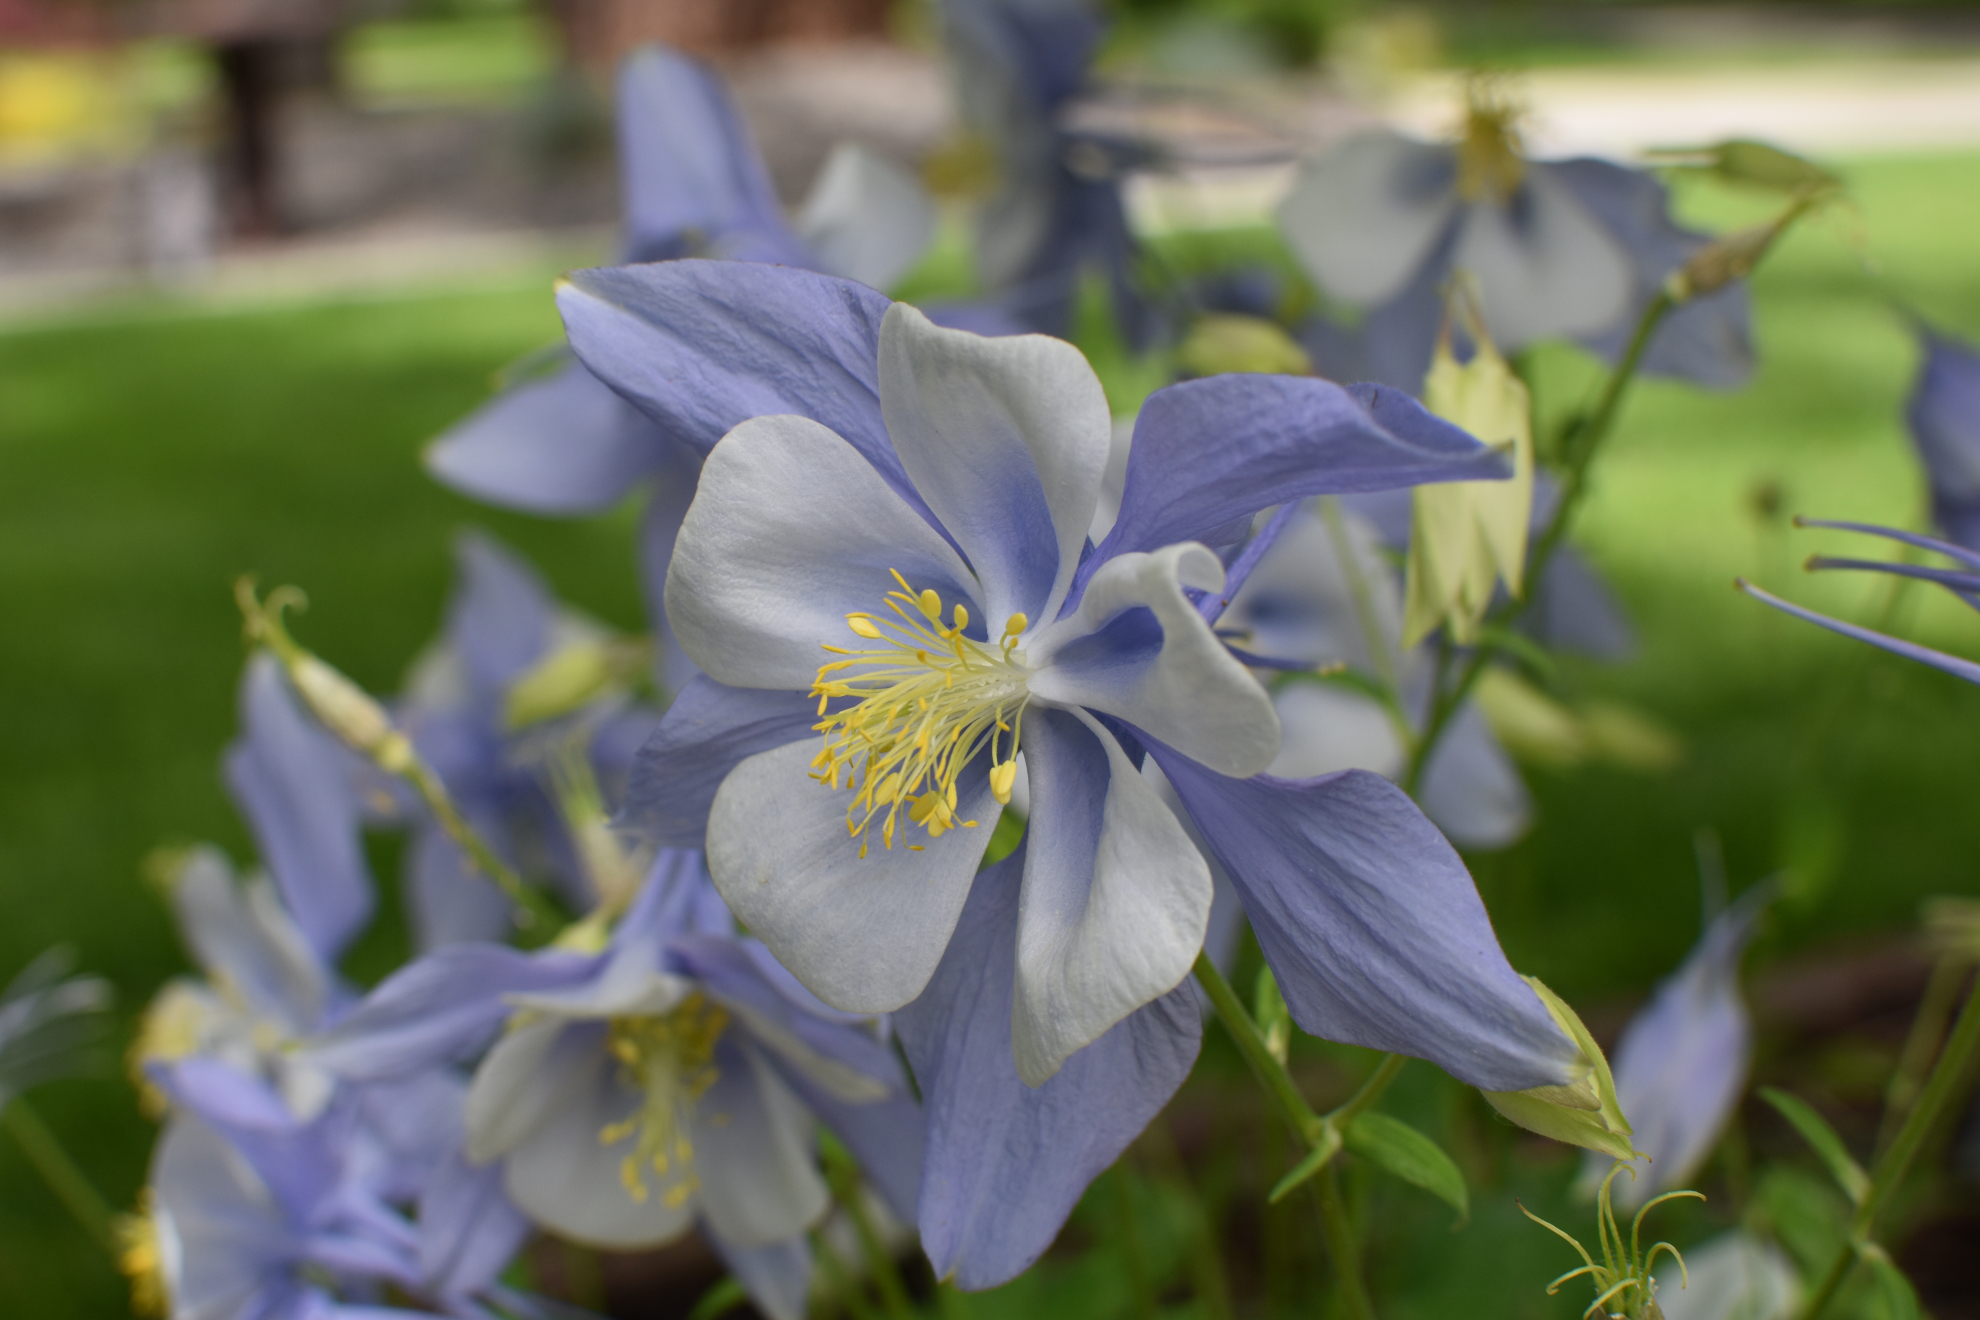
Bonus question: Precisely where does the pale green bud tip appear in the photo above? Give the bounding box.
[1925,896,1980,960]
[1482,976,1639,1162]
[289,654,400,759]
[1646,138,1841,198]
[1175,314,1312,379]
[504,637,652,731]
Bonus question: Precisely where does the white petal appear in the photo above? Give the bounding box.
[879,303,1111,626]
[665,414,979,689]
[1012,710,1212,1085]
[796,143,939,293]
[503,1056,697,1249]
[464,1017,600,1164]
[1028,544,1280,777]
[1276,130,1459,307]
[1452,167,1633,349]
[693,1039,831,1248]
[707,740,997,1013]
[1266,682,1405,779]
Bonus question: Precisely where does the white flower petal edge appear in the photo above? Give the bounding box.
[464,1016,599,1165]
[664,412,978,690]
[693,1039,831,1248]
[879,303,1111,628]
[504,1052,697,1248]
[1012,709,1212,1086]
[1452,167,1633,349]
[1277,130,1459,307]
[707,739,1000,1013]
[1029,543,1281,777]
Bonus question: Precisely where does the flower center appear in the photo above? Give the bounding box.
[810,571,1031,857]
[599,993,729,1209]
[1455,77,1525,204]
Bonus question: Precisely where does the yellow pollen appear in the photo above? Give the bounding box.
[599,994,728,1207]
[116,1195,168,1317]
[810,574,1030,853]
[1455,76,1526,204]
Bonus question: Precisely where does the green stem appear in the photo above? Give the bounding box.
[824,1146,914,1320]
[2,1100,118,1255]
[404,761,556,929]
[1877,956,1967,1155]
[813,1227,880,1320]
[1314,1167,1374,1320]
[1193,953,1324,1144]
[1402,291,1673,794]
[1801,969,1980,1320]
[1334,1054,1408,1130]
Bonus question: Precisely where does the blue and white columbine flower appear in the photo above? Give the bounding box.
[568,260,1579,1106]
[1905,320,1980,552]
[0,947,110,1110]
[941,0,1157,348]
[1278,82,1752,394]
[306,853,921,1320]
[1584,887,1769,1210]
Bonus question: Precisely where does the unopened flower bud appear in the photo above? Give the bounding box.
[1176,314,1312,379]
[1666,191,1822,303]
[1646,138,1841,198]
[504,636,649,731]
[1483,977,1638,1161]
[1924,896,1980,961]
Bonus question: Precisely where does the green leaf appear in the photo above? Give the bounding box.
[685,1276,749,1320]
[1859,1243,1922,1320]
[1759,1088,1869,1205]
[1344,1110,1470,1221]
[1252,966,1291,1066]
[1267,1124,1344,1204]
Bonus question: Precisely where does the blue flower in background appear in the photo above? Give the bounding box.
[307,852,921,1320]
[1741,519,1980,685]
[940,0,1159,348]
[1216,499,1533,850]
[394,531,661,945]
[558,257,1584,1280]
[1906,320,1980,551]
[1278,84,1752,394]
[1583,887,1770,1210]
[130,1057,533,1320]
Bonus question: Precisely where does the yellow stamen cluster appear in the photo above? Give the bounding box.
[810,571,1031,858]
[599,993,729,1209]
[116,1195,168,1318]
[1455,76,1526,204]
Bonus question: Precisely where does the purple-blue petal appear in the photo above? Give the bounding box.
[615,45,812,270]
[557,261,891,467]
[447,532,554,698]
[418,1151,531,1300]
[425,362,664,515]
[307,945,598,1081]
[1090,375,1506,596]
[225,654,376,963]
[1150,754,1577,1092]
[894,845,1201,1290]
[618,676,817,848]
[1549,158,1754,391]
[1907,324,1980,553]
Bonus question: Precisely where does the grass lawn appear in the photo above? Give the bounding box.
[2,149,1979,1316]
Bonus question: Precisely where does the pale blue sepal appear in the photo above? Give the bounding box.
[618,676,822,849]
[1150,754,1577,1092]
[895,844,1202,1291]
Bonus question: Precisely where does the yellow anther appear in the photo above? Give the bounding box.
[989,761,1018,804]
[1004,613,1028,637]
[953,604,970,633]
[847,615,884,640]
[600,995,727,1210]
[918,588,942,619]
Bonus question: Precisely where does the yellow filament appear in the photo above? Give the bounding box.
[1455,76,1526,204]
[812,576,1030,851]
[599,994,728,1207]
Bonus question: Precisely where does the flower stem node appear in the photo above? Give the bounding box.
[1484,977,1638,1162]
